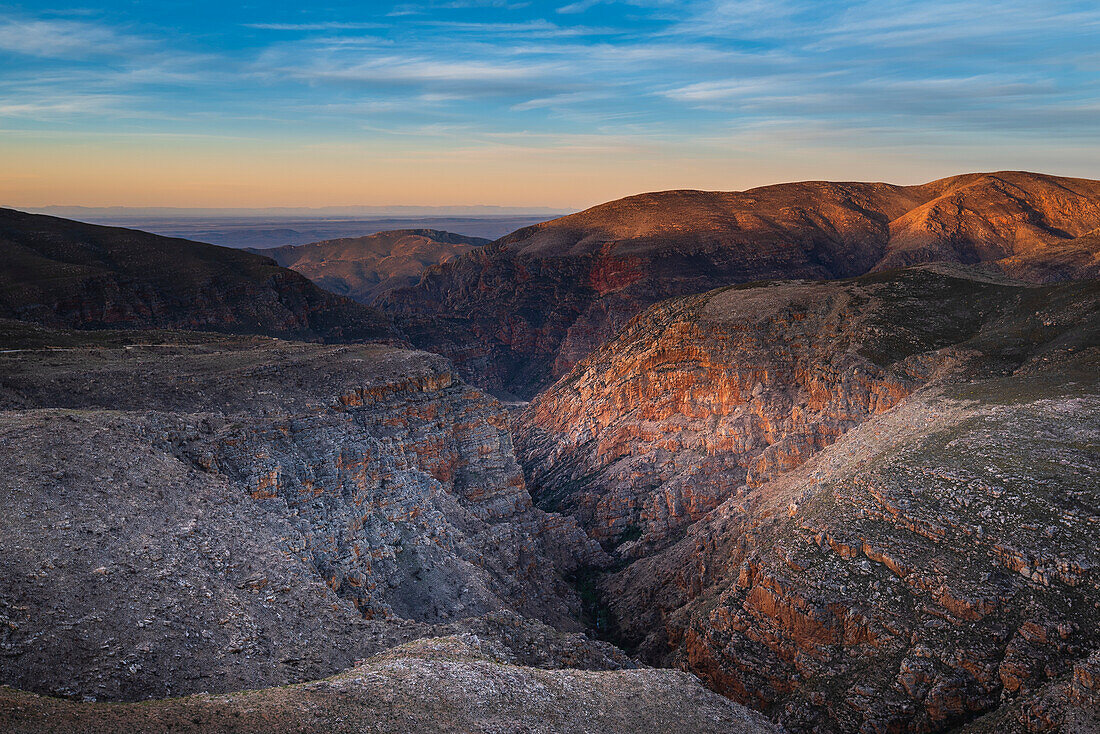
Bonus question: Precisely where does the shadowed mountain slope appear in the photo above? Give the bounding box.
[248,229,489,303]
[0,208,394,342]
[992,227,1100,283]
[382,171,1100,397]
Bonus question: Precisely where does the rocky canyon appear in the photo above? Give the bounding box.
[517,265,1099,732]
[1,172,1098,733]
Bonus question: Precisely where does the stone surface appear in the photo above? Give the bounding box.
[958,647,1100,733]
[0,635,780,734]
[382,171,1100,397]
[0,335,606,701]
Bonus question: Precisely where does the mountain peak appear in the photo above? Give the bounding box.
[382,171,1100,397]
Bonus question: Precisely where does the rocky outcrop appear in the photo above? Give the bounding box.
[0,407,418,701]
[0,335,605,701]
[382,172,1100,397]
[957,647,1100,733]
[514,266,1100,732]
[178,349,604,626]
[249,229,488,303]
[518,267,1019,552]
[621,367,1100,733]
[0,208,395,342]
[0,635,780,734]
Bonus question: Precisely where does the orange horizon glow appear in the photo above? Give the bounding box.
[4,131,1098,210]
[3,2,1098,210]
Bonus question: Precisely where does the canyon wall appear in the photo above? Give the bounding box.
[0,336,605,701]
[516,267,1100,732]
[517,267,1003,551]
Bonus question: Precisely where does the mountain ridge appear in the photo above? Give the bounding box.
[0,207,396,342]
[382,171,1100,398]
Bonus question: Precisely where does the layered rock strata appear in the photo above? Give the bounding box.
[515,266,1100,732]
[608,363,1100,732]
[0,335,605,701]
[518,266,1021,551]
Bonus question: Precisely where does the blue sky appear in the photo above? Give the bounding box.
[1,0,1098,207]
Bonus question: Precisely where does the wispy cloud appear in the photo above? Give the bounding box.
[0,16,140,58]
[2,1,1098,206]
[244,22,386,31]
[0,94,126,118]
[261,49,577,98]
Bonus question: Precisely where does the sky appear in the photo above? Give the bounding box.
[1,0,1098,209]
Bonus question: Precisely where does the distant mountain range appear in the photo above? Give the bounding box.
[28,214,557,249]
[20,205,569,219]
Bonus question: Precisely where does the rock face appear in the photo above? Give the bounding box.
[0,334,607,701]
[382,171,1100,397]
[0,635,780,734]
[959,647,1100,733]
[616,368,1100,734]
[249,229,489,303]
[517,268,972,550]
[0,208,394,342]
[515,265,1100,732]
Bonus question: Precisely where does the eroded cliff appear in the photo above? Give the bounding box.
[517,267,1016,551]
[0,335,606,701]
[515,266,1100,732]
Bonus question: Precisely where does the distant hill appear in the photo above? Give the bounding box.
[381,171,1100,397]
[0,208,394,342]
[22,214,560,249]
[250,229,489,303]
